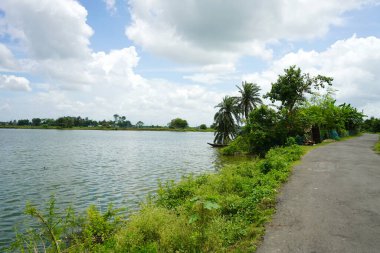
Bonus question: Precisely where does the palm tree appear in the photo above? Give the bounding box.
[213,96,240,144]
[236,81,262,121]
[113,114,119,123]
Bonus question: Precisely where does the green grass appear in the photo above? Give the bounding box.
[375,135,380,153]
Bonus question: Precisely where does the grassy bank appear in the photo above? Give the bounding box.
[9,144,305,252]
[375,134,380,153]
[0,125,214,132]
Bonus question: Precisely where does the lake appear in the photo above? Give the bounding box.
[0,129,218,248]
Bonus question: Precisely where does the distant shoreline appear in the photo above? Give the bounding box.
[0,125,214,132]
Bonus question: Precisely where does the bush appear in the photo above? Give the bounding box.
[221,136,250,155]
[245,106,287,157]
[258,145,303,174]
[115,205,196,252]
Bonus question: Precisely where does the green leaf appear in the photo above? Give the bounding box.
[189,214,199,224]
[204,201,220,210]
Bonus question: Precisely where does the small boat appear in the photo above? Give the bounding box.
[207,142,228,148]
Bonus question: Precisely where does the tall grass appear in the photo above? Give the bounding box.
[375,135,380,153]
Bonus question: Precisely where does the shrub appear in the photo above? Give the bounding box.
[221,136,250,155]
[115,205,196,252]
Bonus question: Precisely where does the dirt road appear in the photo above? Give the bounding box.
[257,134,380,253]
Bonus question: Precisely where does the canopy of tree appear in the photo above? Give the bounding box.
[168,118,189,129]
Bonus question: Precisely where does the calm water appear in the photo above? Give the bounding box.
[0,129,218,248]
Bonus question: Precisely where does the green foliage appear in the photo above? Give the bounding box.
[168,118,189,129]
[80,204,124,247]
[221,135,250,155]
[236,81,262,120]
[258,145,303,174]
[115,205,197,252]
[375,135,380,153]
[9,197,124,252]
[264,65,333,113]
[285,137,296,146]
[363,117,380,133]
[213,96,240,144]
[17,119,30,126]
[244,105,286,157]
[32,118,42,126]
[199,124,207,130]
[135,121,144,128]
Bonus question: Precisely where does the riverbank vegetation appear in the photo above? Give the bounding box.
[215,66,364,157]
[9,144,304,252]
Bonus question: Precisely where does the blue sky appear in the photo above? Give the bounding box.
[0,0,380,126]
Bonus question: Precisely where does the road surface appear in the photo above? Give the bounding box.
[257,134,380,253]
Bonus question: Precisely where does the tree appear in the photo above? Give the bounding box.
[363,117,380,133]
[213,96,240,144]
[17,119,30,126]
[199,124,207,130]
[339,103,364,133]
[245,105,285,156]
[136,121,144,128]
[168,118,188,129]
[56,117,74,128]
[113,114,119,126]
[265,65,333,114]
[236,81,262,121]
[264,66,333,137]
[32,118,42,126]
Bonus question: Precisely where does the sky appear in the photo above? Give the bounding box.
[0,0,380,126]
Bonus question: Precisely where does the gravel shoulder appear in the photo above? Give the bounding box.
[257,134,380,253]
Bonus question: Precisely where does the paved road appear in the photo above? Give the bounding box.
[257,134,380,253]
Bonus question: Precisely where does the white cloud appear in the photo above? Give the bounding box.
[0,0,223,124]
[0,74,31,91]
[126,0,373,65]
[103,0,117,14]
[0,0,93,60]
[183,63,237,84]
[243,35,380,117]
[0,43,19,71]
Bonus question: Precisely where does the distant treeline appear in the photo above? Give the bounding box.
[1,116,156,129]
[0,115,210,130]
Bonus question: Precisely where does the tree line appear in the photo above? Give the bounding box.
[1,115,210,130]
[1,115,145,129]
[213,65,368,156]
